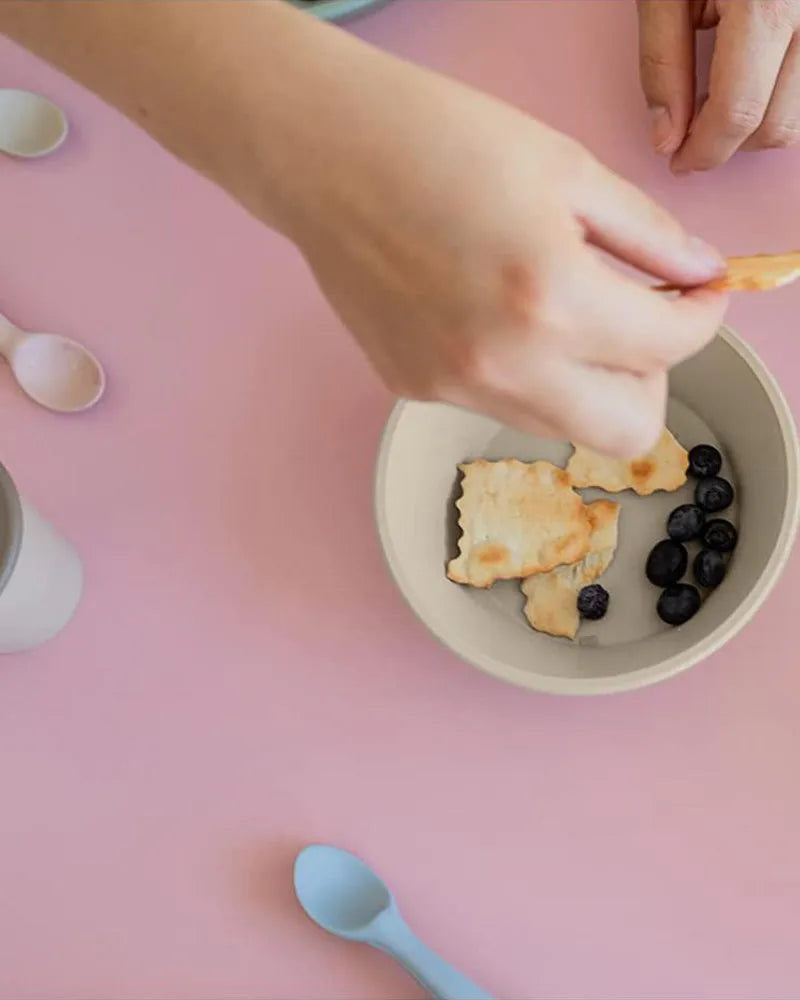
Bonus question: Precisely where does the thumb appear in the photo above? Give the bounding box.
[637,0,695,156]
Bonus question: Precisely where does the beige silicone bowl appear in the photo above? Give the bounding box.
[375,326,800,695]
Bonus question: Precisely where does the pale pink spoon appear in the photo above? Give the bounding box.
[0,310,105,413]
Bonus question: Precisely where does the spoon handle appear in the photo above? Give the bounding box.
[372,915,493,1000]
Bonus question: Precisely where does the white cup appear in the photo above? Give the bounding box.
[0,462,83,652]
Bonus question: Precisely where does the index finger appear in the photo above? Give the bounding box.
[575,155,725,285]
[672,4,792,172]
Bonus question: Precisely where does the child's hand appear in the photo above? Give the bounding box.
[292,57,727,456]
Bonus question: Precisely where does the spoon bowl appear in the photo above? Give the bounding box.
[0,89,68,158]
[294,844,392,937]
[0,312,105,414]
[11,332,105,413]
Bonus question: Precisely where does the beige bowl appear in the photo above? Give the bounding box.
[375,326,800,695]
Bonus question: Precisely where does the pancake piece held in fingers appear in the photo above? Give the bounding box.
[657,251,800,292]
[447,459,591,588]
[521,499,620,640]
[567,429,688,496]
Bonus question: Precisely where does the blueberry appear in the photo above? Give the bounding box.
[646,539,688,587]
[693,549,727,589]
[667,504,705,542]
[577,584,609,621]
[657,584,702,626]
[701,518,738,553]
[688,444,722,479]
[695,476,734,513]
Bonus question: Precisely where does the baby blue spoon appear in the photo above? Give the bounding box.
[293,844,493,1000]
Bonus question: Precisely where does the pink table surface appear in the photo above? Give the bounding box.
[1,2,800,998]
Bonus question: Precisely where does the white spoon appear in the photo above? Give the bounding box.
[0,89,68,158]
[0,310,105,413]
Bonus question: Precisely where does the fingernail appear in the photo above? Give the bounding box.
[687,236,725,275]
[649,106,675,155]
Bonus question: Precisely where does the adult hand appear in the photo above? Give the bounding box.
[638,0,800,172]
[294,53,728,458]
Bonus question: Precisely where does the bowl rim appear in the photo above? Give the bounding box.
[373,325,800,696]
[286,0,391,22]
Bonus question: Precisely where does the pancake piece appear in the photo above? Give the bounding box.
[447,459,591,588]
[521,499,620,640]
[566,429,687,496]
[657,251,800,292]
